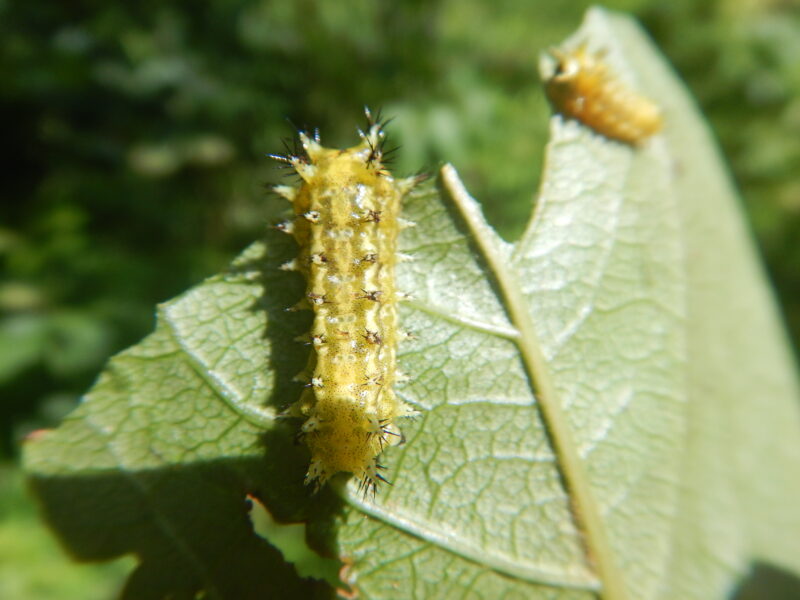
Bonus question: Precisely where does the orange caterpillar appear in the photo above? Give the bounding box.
[544,44,662,145]
[272,111,420,495]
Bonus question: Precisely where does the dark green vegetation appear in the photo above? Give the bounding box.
[2,1,799,597]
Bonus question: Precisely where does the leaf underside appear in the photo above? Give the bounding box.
[23,8,800,600]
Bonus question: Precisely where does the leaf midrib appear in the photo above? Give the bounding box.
[440,163,628,600]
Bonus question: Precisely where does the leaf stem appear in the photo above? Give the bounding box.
[441,164,628,600]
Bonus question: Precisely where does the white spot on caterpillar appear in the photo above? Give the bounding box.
[275,221,295,234]
[273,185,297,202]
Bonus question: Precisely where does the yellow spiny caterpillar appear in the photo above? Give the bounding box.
[544,44,662,145]
[272,111,420,495]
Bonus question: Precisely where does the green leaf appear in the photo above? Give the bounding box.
[23,7,800,600]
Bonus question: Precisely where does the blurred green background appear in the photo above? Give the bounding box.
[1,0,798,597]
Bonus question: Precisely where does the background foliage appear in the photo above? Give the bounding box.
[1,0,798,596]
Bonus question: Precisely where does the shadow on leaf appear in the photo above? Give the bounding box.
[24,223,350,598]
[730,561,800,600]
